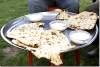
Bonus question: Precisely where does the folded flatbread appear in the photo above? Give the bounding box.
[57,11,98,30]
[7,22,75,65]
[69,11,98,29]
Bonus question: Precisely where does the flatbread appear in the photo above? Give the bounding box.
[56,10,71,20]
[57,11,97,30]
[69,11,98,29]
[7,22,75,65]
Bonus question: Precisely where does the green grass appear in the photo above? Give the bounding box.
[0,0,28,28]
[0,0,28,66]
[0,0,98,66]
[80,0,92,12]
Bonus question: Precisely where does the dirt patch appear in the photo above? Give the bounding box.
[3,46,21,57]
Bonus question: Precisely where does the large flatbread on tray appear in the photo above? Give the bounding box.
[57,11,98,30]
[7,22,75,65]
[69,11,98,30]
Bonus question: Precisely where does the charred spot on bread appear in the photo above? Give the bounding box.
[39,25,44,28]
[34,44,39,48]
[33,50,36,52]
[51,32,56,35]
[28,44,34,47]
[90,13,94,16]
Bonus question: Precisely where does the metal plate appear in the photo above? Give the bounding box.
[0,12,98,52]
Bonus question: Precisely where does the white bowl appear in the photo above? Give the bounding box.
[69,30,92,44]
[49,20,70,31]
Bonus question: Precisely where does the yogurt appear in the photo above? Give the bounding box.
[69,30,92,44]
[50,20,70,31]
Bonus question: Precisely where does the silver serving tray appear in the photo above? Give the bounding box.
[0,12,98,52]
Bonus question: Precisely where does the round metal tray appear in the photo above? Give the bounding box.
[0,12,98,52]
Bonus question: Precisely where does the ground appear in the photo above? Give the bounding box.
[0,0,99,66]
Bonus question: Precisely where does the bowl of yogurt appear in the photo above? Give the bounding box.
[49,20,70,31]
[69,30,92,44]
